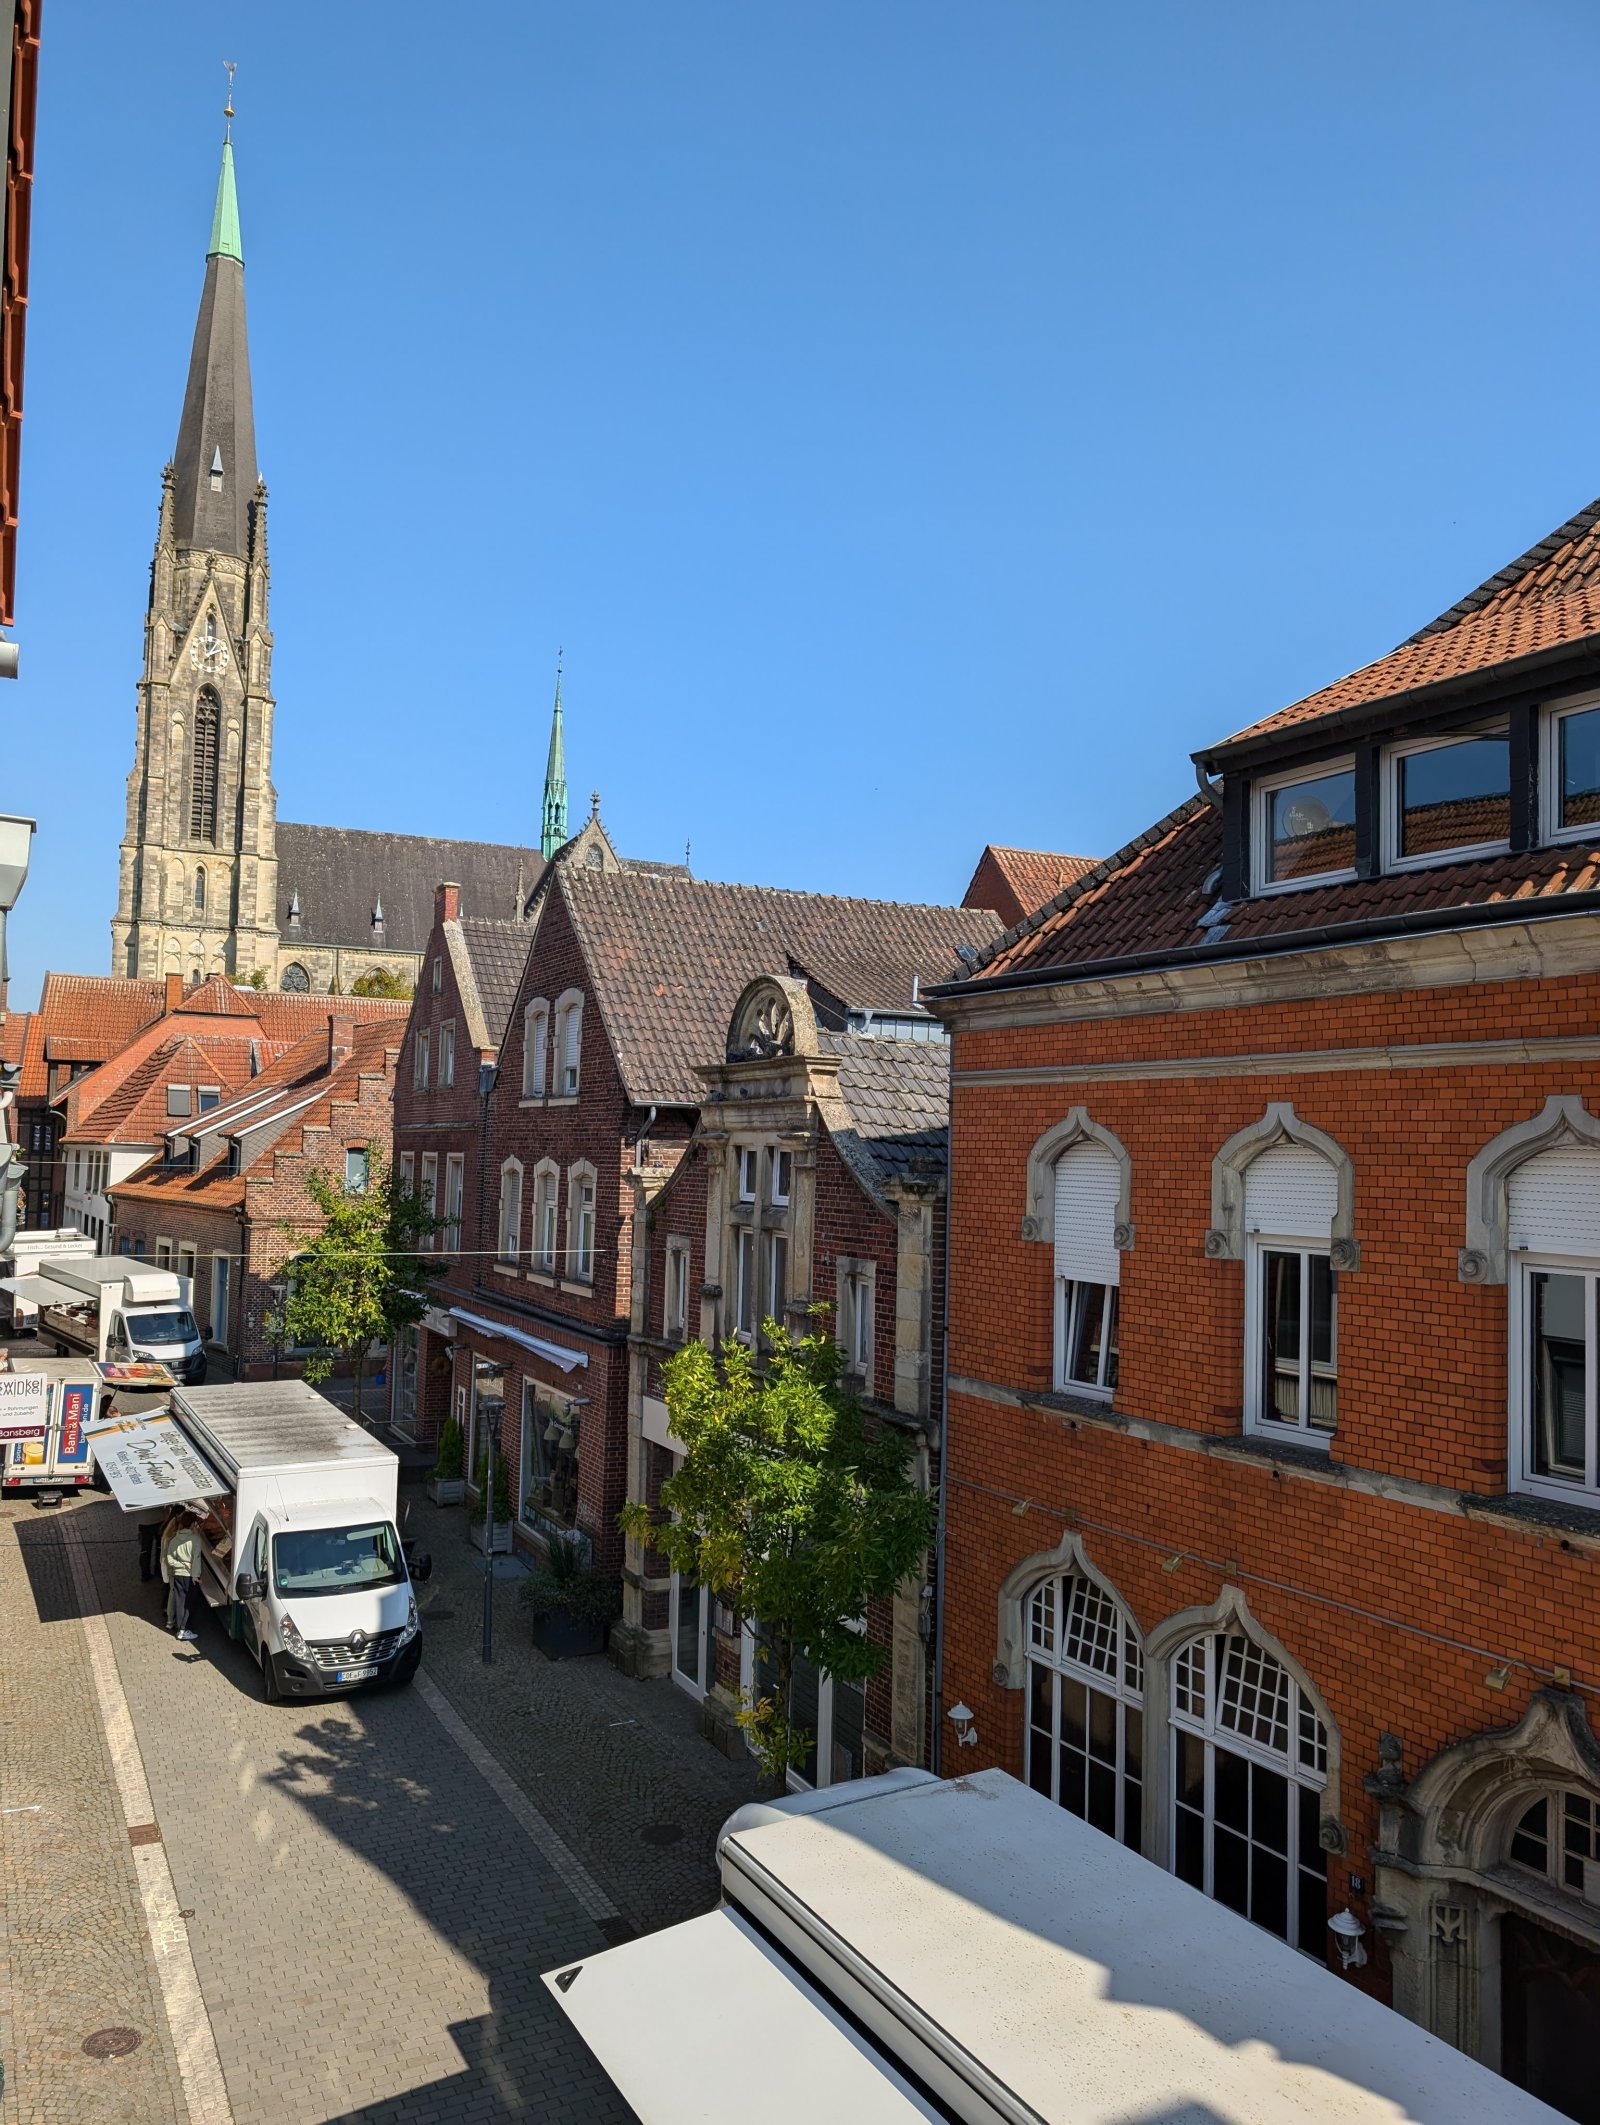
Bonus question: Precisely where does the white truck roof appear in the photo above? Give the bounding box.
[172,1381,397,1484]
[549,1768,1560,2124]
[47,1258,181,1301]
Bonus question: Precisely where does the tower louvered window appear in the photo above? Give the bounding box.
[190,692,220,844]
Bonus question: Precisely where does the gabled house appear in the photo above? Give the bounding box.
[109,1012,406,1378]
[13,973,171,1225]
[962,844,1097,929]
[928,490,1600,2110]
[625,971,958,1785]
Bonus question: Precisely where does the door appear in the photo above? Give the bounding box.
[1502,1912,1600,2122]
[669,1568,714,1698]
[210,1254,229,1348]
[239,1516,270,1658]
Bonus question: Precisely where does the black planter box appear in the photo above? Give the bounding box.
[531,1609,607,1661]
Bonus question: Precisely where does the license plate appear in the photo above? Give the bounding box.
[334,1664,379,1683]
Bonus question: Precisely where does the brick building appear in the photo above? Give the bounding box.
[12,974,170,1226]
[962,844,1096,929]
[397,828,995,1615]
[625,971,960,1790]
[928,493,1600,2116]
[108,1008,408,1381]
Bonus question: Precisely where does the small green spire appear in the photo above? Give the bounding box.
[541,657,569,860]
[208,139,243,264]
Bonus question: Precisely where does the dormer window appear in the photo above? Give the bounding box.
[1382,727,1509,869]
[1252,760,1357,893]
[1544,693,1600,845]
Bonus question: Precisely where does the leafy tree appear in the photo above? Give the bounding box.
[620,1318,935,1783]
[246,968,268,991]
[270,1150,441,1418]
[351,966,414,999]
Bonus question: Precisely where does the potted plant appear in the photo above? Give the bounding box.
[426,1414,466,1506]
[469,1448,513,1554]
[519,1537,621,1659]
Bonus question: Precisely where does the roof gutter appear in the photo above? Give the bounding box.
[1195,630,1600,774]
[924,887,1600,1003]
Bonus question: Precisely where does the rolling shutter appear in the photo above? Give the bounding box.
[1508,1148,1600,1257]
[1243,1145,1337,1240]
[1053,1144,1121,1287]
[562,1004,582,1080]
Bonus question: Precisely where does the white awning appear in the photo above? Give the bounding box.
[542,1910,940,2123]
[448,1308,588,1373]
[0,1273,80,1304]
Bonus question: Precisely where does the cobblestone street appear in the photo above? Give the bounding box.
[0,1483,757,2124]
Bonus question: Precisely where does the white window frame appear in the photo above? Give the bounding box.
[764,1229,788,1325]
[431,955,442,995]
[522,999,550,1099]
[177,1243,197,1283]
[1053,1277,1118,1400]
[665,1236,691,1341]
[438,1020,456,1090]
[838,1258,874,1380]
[155,1237,173,1271]
[554,990,584,1098]
[419,1152,438,1250]
[737,1146,759,1203]
[1243,1235,1337,1449]
[1024,1572,1144,1849]
[344,1146,370,1195]
[1379,723,1511,873]
[531,1158,560,1272]
[567,1162,596,1282]
[1510,1252,1600,1504]
[741,1618,869,1792]
[1542,689,1600,848]
[412,1027,430,1090]
[734,1227,757,1341]
[209,1251,230,1348]
[398,1151,415,1192]
[770,1148,793,1206]
[1250,756,1359,896]
[497,1157,523,1268]
[443,1153,464,1252]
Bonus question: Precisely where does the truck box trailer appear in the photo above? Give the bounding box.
[0,1358,98,1495]
[0,1228,96,1331]
[168,1380,423,1701]
[0,1255,206,1380]
[545,1767,1561,2124]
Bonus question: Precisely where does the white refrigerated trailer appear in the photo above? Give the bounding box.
[545,1767,1561,2124]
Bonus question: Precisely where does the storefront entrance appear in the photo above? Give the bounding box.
[1502,1913,1600,2123]
[670,1569,714,1699]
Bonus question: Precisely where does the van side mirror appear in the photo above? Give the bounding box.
[236,1573,263,1603]
[412,1552,433,1585]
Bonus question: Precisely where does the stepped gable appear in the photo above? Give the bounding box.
[560,866,999,1106]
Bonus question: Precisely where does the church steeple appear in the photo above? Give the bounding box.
[541,658,569,860]
[171,130,257,558]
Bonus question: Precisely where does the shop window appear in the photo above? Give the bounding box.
[520,1380,581,1532]
[1025,1572,1143,1850]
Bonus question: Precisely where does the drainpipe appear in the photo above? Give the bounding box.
[636,1104,657,1169]
[930,1154,953,1776]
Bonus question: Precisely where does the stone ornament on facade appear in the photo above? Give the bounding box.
[992,1527,1146,1691]
[1459,1094,1600,1285]
[1020,1107,1135,1253]
[1204,1100,1359,1269]
[725,974,817,1064]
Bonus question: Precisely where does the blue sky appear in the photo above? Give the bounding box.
[9,1,1600,999]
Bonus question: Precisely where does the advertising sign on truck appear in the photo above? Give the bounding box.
[0,1370,49,1438]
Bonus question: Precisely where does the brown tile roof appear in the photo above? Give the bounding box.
[449,916,529,1052]
[1,1010,31,1066]
[963,846,1097,926]
[1203,497,1600,761]
[559,868,1000,1105]
[275,823,542,954]
[822,1033,953,1194]
[18,974,166,1099]
[964,793,1600,985]
[69,1034,261,1143]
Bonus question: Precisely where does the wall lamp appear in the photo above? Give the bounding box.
[1328,1909,1367,1969]
[947,1701,978,1749]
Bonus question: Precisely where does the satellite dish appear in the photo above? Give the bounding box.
[1281,796,1331,839]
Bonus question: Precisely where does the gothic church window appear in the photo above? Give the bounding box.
[190,691,220,844]
[280,963,310,993]
[194,866,206,912]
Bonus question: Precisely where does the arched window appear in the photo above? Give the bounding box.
[497,1158,523,1267]
[1508,1142,1600,1500]
[1509,1789,1600,1898]
[1170,1627,1328,1956]
[190,691,220,844]
[280,963,310,993]
[194,866,206,912]
[522,999,550,1098]
[1243,1144,1339,1442]
[553,991,584,1097]
[1025,1571,1143,1847]
[1052,1143,1121,1397]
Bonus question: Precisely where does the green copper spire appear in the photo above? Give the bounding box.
[541,659,569,860]
[208,138,243,263]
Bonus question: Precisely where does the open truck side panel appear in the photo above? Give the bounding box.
[1,1255,207,1381]
[545,1768,1563,2125]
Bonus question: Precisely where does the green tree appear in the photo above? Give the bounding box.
[351,966,414,999]
[620,1318,935,1784]
[271,1151,441,1419]
[246,967,268,990]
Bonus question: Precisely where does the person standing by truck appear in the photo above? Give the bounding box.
[161,1509,202,1640]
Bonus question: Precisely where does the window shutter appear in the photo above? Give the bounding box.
[1244,1145,1337,1240]
[1509,1147,1600,1257]
[1053,1144,1121,1286]
[563,1004,582,1078]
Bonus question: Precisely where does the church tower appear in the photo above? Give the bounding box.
[111,120,279,983]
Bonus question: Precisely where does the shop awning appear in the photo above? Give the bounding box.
[448,1308,588,1374]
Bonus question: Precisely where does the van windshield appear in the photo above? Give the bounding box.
[272,1522,405,1596]
[125,1310,198,1344]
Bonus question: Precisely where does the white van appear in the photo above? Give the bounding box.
[171,1380,427,1702]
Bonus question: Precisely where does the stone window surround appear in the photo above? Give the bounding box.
[553,988,585,1099]
[993,1544,1345,1866]
[566,1158,598,1285]
[529,1157,561,1275]
[521,997,550,1101]
[1020,1107,1136,1253]
[1205,1101,1360,1273]
[496,1155,523,1271]
[1459,1095,1600,1286]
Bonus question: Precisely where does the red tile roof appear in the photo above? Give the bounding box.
[1204,497,1600,760]
[1,1010,29,1066]
[962,846,1097,928]
[17,975,166,1099]
[68,1034,261,1144]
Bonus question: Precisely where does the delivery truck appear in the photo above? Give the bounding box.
[0,1357,99,1496]
[167,1380,425,1701]
[1,1256,206,1381]
[544,1766,1562,2124]
[0,1227,96,1333]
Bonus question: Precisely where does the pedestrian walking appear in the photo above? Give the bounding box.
[162,1510,202,1640]
[136,1506,167,1583]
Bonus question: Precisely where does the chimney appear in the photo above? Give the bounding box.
[164,972,184,1012]
[436,880,461,924]
[328,1013,355,1068]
